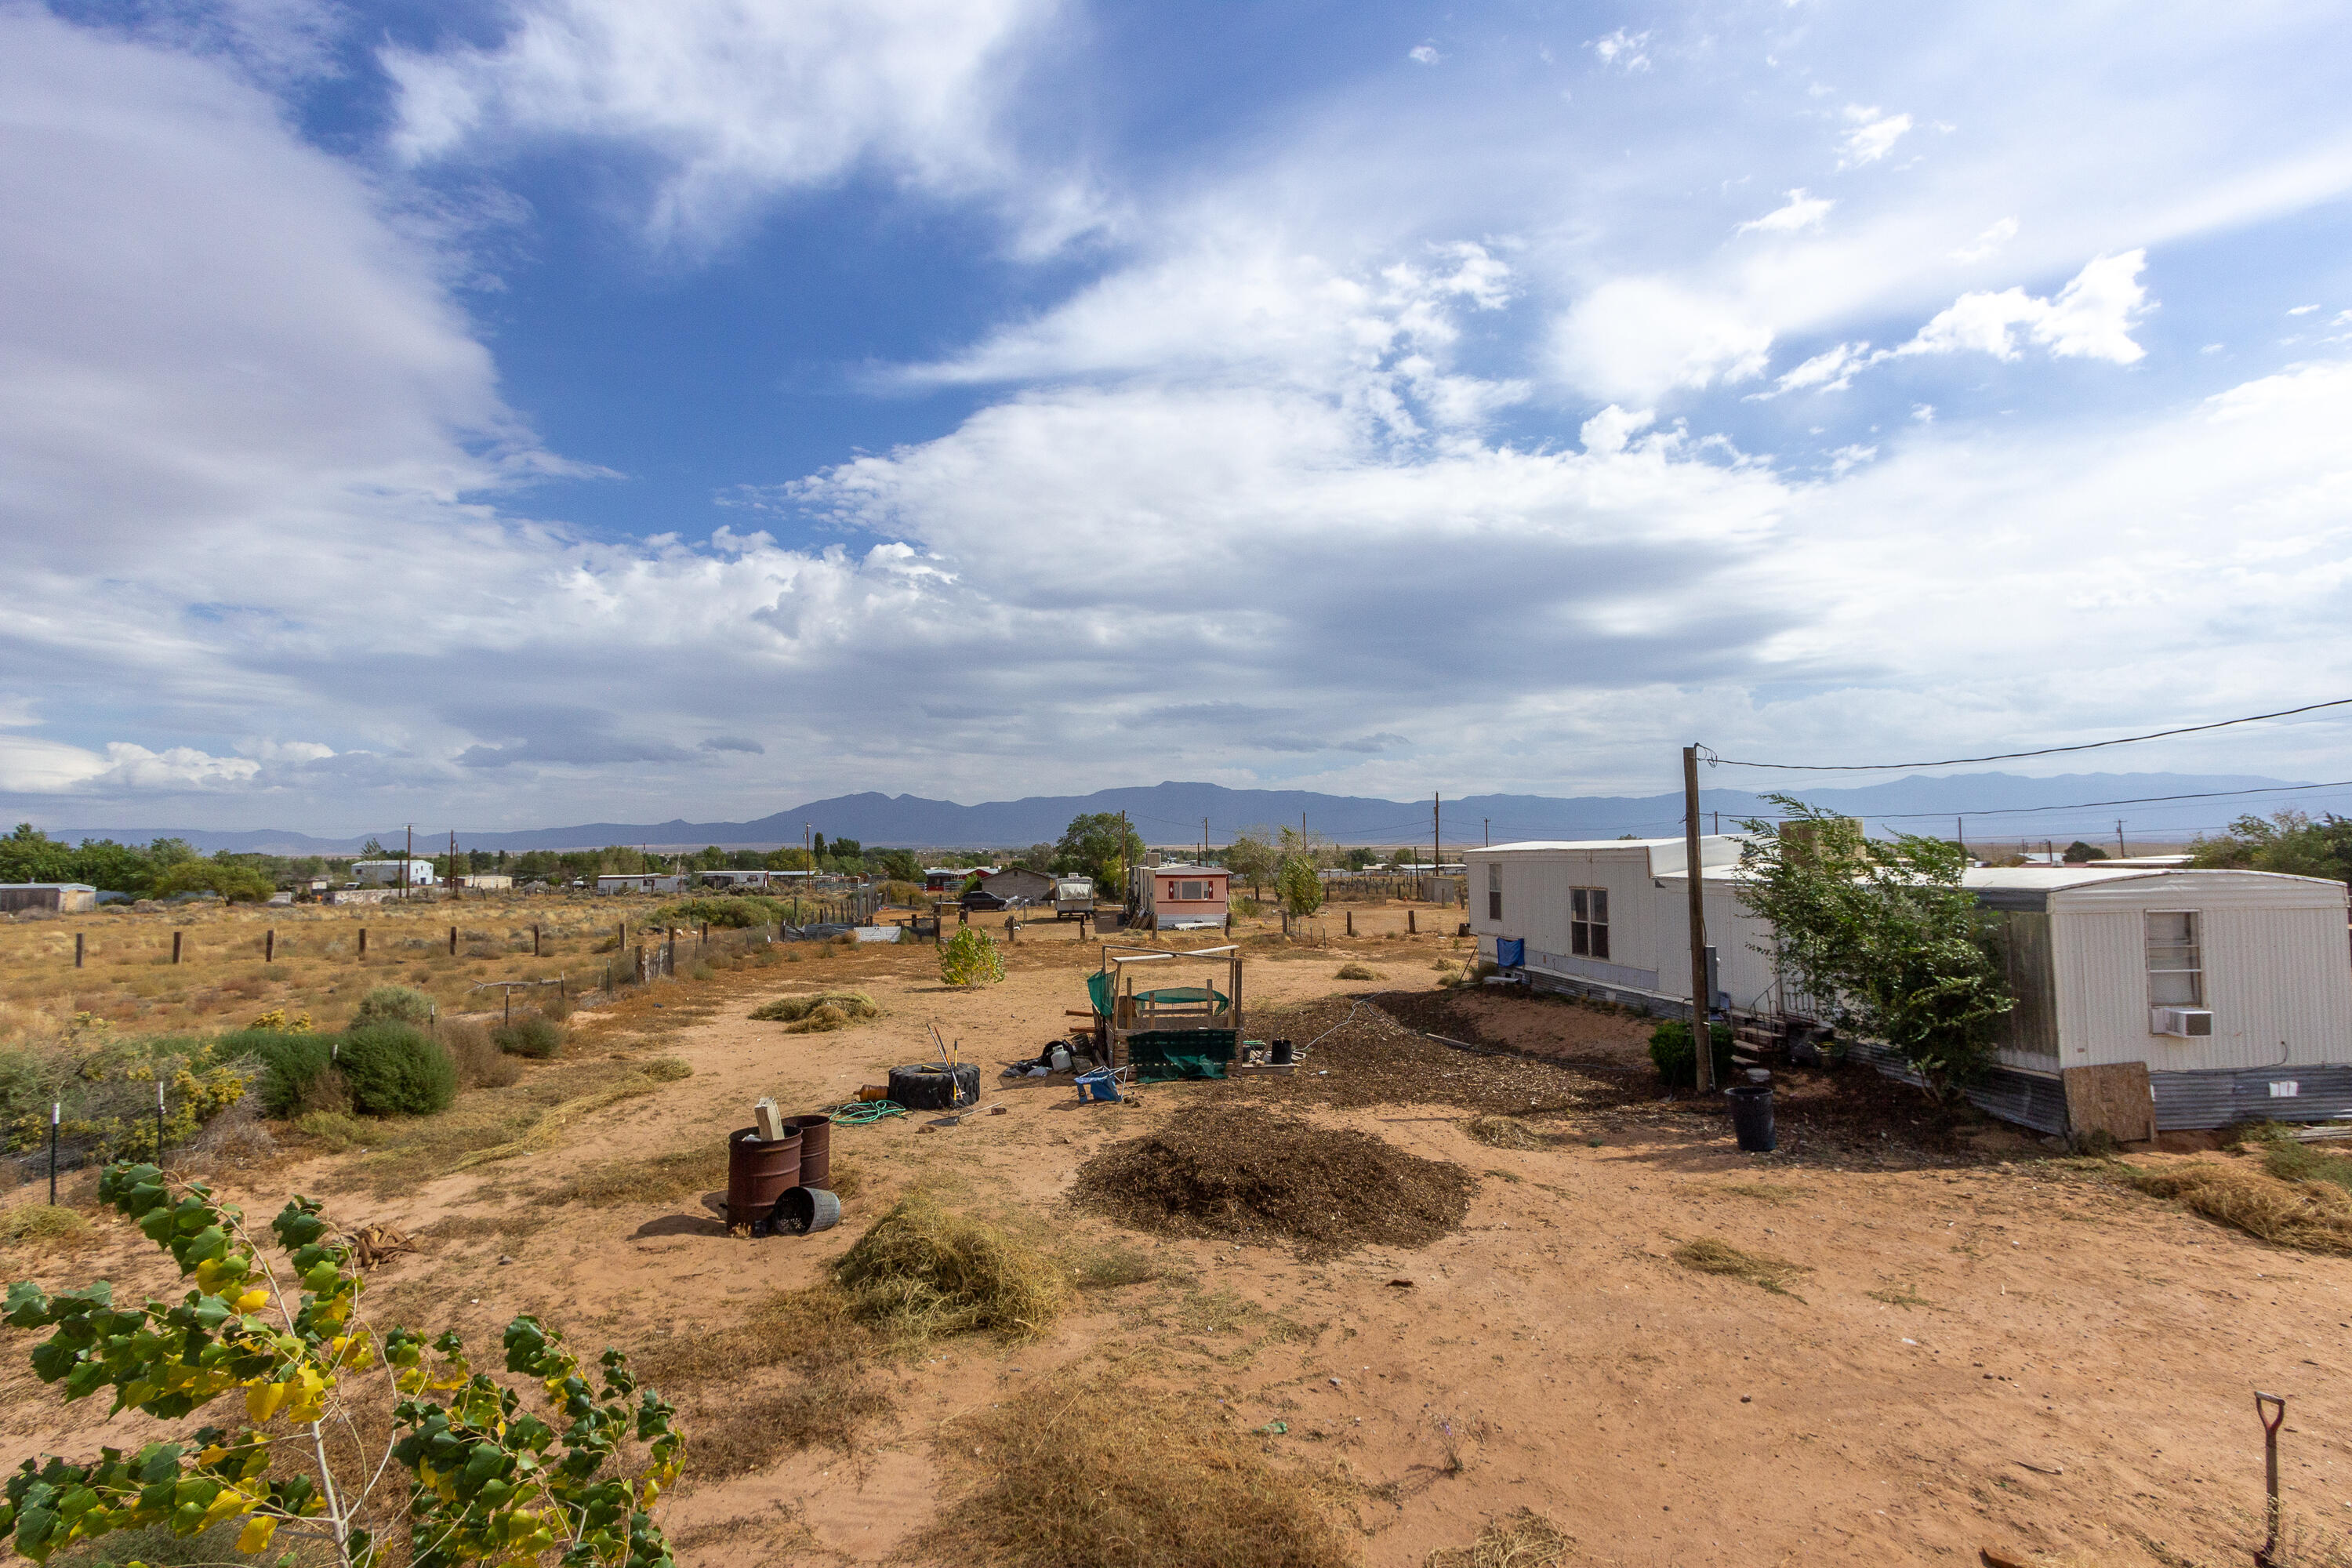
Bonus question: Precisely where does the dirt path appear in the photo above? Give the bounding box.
[2,923,2345,1566]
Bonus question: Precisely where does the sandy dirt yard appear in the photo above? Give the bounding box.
[2,911,2347,1567]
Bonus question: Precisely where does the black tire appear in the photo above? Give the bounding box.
[887,1062,981,1110]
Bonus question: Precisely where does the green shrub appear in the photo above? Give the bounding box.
[336,1023,457,1116]
[493,1017,565,1060]
[939,927,1004,989]
[353,984,434,1027]
[236,1030,336,1118]
[1647,1019,1736,1089]
[646,895,787,929]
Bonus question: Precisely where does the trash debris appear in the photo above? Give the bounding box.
[1387,1278,1415,1289]
[753,1097,786,1141]
[1257,1421,1288,1436]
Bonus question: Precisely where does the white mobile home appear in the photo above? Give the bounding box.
[1133,864,1231,931]
[352,859,437,888]
[1467,840,2352,1133]
[594,873,686,895]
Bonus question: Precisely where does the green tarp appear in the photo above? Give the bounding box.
[1126,1028,1236,1082]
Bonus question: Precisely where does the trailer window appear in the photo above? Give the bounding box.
[1486,862,1502,922]
[1180,880,1204,900]
[2146,911,2202,1007]
[1570,887,1610,960]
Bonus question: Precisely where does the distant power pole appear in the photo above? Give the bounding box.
[1956,815,1966,858]
[2116,819,2127,859]
[1432,793,1441,876]
[1483,817,1490,847]
[1203,816,1209,864]
[403,824,413,902]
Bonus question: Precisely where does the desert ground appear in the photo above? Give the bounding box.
[2,898,2348,1566]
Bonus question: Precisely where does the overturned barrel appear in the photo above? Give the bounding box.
[727,1125,802,1229]
[783,1113,833,1189]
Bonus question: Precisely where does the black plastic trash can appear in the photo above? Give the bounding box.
[1727,1083,1776,1153]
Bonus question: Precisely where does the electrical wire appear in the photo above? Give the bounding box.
[1703,695,2352,772]
[1864,777,2352,823]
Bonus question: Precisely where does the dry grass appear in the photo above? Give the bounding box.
[1712,1181,1800,1204]
[1065,1239,1189,1290]
[441,1019,523,1090]
[749,990,882,1033]
[1671,1236,1811,1298]
[1334,964,1381,980]
[631,1287,894,1475]
[1425,1508,1575,1568]
[1463,1116,1558,1151]
[833,1195,1065,1345]
[0,1205,91,1250]
[553,1146,728,1207]
[2123,1161,2352,1254]
[913,1370,1356,1568]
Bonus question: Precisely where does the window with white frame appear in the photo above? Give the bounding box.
[1570,887,1610,960]
[1486,862,1502,921]
[2146,911,2203,1007]
[1179,880,1205,900]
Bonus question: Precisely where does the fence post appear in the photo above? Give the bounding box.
[448,925,457,956]
[1408,908,1417,935]
[1346,909,1354,937]
[171,931,182,965]
[533,924,542,956]
[49,1103,59,1205]
[265,929,274,964]
[634,944,645,984]
[74,933,83,970]
[358,927,366,957]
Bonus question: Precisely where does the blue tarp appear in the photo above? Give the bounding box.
[1497,938,1525,968]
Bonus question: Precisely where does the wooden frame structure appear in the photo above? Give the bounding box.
[1096,943,1243,1074]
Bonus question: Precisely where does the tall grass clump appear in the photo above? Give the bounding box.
[441,1018,523,1089]
[492,1017,565,1060]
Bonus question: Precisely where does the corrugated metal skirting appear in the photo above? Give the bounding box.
[2152,1066,2352,1130]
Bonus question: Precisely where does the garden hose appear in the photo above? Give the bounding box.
[826,1099,909,1126]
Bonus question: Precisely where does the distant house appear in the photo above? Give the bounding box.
[1134,865,1230,931]
[594,873,685,895]
[979,868,1055,906]
[456,874,513,891]
[924,866,995,893]
[0,884,96,914]
[352,859,437,888]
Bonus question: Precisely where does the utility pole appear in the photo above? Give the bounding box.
[1483,817,1490,848]
[1203,816,1209,865]
[2116,819,2127,859]
[1121,811,1131,913]
[1956,815,1966,860]
[1682,746,1714,1092]
[1433,793,1441,878]
[402,824,412,902]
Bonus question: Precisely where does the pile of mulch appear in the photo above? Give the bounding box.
[1072,1105,1472,1255]
[1226,996,1637,1115]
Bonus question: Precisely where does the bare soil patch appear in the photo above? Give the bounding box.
[1072,1103,1473,1256]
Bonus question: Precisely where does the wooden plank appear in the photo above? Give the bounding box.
[2063,1062,2156,1142]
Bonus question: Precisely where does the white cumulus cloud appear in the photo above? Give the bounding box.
[1838,104,1913,167]
[1737,188,1834,235]
[1898,250,2151,363]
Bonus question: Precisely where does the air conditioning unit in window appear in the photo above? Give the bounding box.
[2151,1007,2214,1038]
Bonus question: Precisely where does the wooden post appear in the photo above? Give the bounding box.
[504,989,513,1025]
[358,927,367,957]
[533,924,542,956]
[1346,909,1353,937]
[448,925,457,956]
[49,1103,59,1204]
[74,933,83,969]
[1683,744,1715,1093]
[171,930,182,965]
[264,929,274,964]
[1408,908,1417,935]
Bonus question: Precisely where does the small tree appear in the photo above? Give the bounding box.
[1733,800,2012,1101]
[0,1164,680,1566]
[1222,830,1277,898]
[939,927,1004,988]
[1053,814,1145,891]
[1274,855,1323,918]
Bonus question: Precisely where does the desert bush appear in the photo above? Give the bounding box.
[938,927,1004,989]
[352,984,434,1027]
[493,1016,566,1060]
[1334,963,1380,980]
[0,1027,252,1158]
[293,1110,368,1152]
[442,1018,523,1088]
[833,1195,1063,1344]
[643,1057,693,1083]
[231,1031,335,1118]
[647,895,787,930]
[336,1022,457,1116]
[1647,1019,1736,1089]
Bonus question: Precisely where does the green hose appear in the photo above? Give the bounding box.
[827,1100,909,1126]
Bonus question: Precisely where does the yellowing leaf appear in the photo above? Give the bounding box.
[237,1515,277,1553]
[232,1287,269,1314]
[245,1381,290,1423]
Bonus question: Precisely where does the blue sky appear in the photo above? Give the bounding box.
[5,0,2352,832]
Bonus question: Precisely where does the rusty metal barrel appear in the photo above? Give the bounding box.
[726,1126,801,1228]
[783,1114,833,1189]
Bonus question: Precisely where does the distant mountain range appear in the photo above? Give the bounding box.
[42,771,2310,855]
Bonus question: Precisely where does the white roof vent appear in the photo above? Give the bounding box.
[2151,1007,2214,1038]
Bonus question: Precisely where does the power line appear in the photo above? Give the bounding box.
[1704,695,2352,772]
[1860,778,2352,823]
